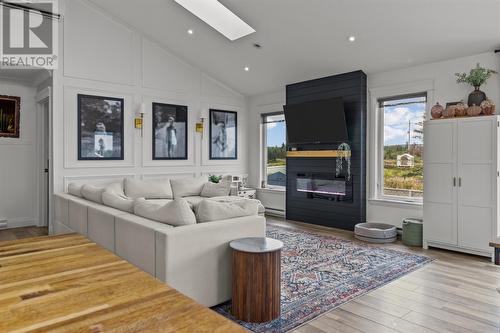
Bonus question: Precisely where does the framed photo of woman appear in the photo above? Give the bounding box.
[152,102,188,160]
[77,94,124,160]
[209,109,237,160]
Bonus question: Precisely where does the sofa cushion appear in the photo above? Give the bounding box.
[67,183,83,197]
[134,198,196,226]
[200,181,231,198]
[124,178,173,199]
[208,196,265,215]
[81,184,105,204]
[196,199,259,223]
[183,196,204,211]
[102,188,134,213]
[170,177,207,198]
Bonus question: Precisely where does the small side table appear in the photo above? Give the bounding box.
[232,187,257,199]
[230,237,283,323]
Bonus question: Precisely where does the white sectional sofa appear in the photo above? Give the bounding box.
[53,176,266,307]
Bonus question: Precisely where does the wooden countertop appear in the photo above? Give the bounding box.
[0,233,247,333]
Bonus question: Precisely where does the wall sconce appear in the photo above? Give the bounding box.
[135,102,146,137]
[196,109,207,139]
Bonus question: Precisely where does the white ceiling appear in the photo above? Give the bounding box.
[0,68,51,86]
[89,0,500,96]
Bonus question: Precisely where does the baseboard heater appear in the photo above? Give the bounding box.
[286,150,351,158]
[265,208,285,217]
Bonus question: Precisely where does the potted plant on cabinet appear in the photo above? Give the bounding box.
[455,63,497,106]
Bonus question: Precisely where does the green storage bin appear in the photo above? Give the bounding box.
[402,218,423,247]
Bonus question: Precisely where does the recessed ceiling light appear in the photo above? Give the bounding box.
[348,36,356,42]
[175,0,255,41]
[244,66,250,72]
[187,29,194,35]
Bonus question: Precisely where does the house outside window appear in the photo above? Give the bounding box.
[262,113,286,189]
[378,93,427,201]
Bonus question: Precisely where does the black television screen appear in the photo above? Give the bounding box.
[284,97,348,145]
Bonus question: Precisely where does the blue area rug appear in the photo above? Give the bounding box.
[214,224,433,333]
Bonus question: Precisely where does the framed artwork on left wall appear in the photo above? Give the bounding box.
[77,94,124,160]
[0,95,21,138]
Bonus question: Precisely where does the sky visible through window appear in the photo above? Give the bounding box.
[383,96,426,146]
[267,121,286,147]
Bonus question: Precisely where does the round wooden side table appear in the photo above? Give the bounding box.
[230,237,283,323]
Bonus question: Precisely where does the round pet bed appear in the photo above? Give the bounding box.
[354,223,397,243]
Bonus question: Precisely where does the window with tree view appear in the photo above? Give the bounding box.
[379,93,426,200]
[263,113,286,188]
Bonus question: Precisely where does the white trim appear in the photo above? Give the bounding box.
[368,80,434,205]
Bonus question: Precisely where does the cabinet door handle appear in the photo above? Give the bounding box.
[458,177,462,187]
[453,177,456,187]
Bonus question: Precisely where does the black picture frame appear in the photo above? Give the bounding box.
[209,109,237,160]
[77,94,124,161]
[152,102,188,160]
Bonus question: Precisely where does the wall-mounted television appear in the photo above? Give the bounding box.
[283,97,348,145]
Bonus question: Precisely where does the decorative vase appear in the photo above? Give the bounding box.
[442,105,456,118]
[455,101,468,117]
[468,86,487,106]
[480,99,496,115]
[466,104,482,117]
[431,102,444,119]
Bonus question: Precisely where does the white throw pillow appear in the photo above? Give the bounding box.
[200,181,231,198]
[102,182,134,213]
[134,198,196,226]
[67,183,83,197]
[170,177,207,198]
[81,184,105,204]
[124,178,173,199]
[196,199,259,223]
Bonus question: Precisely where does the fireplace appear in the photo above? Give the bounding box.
[293,172,353,201]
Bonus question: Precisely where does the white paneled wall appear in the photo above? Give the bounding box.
[53,0,248,202]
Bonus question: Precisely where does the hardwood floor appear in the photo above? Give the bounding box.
[0,226,48,241]
[266,217,500,333]
[1,220,499,333]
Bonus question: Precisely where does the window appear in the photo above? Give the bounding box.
[262,113,286,189]
[378,93,427,201]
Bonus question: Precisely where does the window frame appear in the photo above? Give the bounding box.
[369,81,434,205]
[261,112,287,190]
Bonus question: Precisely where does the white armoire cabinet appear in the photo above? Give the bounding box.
[423,116,499,259]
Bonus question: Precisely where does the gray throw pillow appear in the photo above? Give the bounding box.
[81,184,105,204]
[196,199,258,223]
[124,178,173,199]
[67,183,83,197]
[134,198,196,226]
[170,177,207,198]
[102,182,134,213]
[200,181,231,197]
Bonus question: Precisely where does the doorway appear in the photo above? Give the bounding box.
[36,87,51,227]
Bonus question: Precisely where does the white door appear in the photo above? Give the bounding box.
[423,120,457,245]
[457,117,495,252]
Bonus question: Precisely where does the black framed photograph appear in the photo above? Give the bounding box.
[152,102,188,160]
[209,109,237,160]
[77,94,124,160]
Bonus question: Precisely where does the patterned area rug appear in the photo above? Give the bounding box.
[214,224,433,333]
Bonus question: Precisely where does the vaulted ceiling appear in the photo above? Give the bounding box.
[89,0,500,96]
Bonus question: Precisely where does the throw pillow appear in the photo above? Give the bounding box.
[81,184,105,204]
[170,177,207,198]
[134,198,196,226]
[102,182,134,213]
[200,181,231,198]
[196,199,259,223]
[124,178,173,199]
[67,183,83,197]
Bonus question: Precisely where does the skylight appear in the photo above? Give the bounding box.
[174,0,255,41]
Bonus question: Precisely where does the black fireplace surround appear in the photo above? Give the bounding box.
[285,71,367,231]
